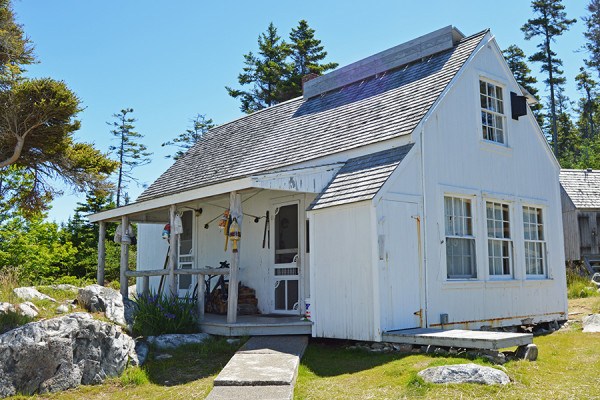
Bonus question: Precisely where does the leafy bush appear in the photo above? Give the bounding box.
[0,310,33,334]
[53,275,93,287]
[132,292,198,336]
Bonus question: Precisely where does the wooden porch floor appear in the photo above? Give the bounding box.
[382,328,533,350]
[199,313,313,337]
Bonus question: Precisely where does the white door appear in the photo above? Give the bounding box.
[382,200,422,330]
[272,202,301,314]
[177,210,195,297]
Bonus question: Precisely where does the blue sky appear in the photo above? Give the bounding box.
[12,0,588,223]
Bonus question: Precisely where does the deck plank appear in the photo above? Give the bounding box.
[382,328,532,350]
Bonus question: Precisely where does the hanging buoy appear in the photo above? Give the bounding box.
[229,217,241,253]
[162,223,171,240]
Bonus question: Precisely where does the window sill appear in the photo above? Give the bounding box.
[522,277,553,285]
[442,280,484,290]
[479,140,513,156]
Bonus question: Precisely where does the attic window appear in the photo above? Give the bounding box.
[480,79,506,144]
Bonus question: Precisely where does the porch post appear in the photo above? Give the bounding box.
[168,204,178,297]
[120,215,129,299]
[197,273,205,321]
[227,191,241,324]
[97,221,106,286]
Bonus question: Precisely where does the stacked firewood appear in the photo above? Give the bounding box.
[206,282,259,315]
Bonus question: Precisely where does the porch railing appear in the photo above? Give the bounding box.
[124,268,230,321]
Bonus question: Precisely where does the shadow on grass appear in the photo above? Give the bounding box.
[142,336,242,386]
[300,338,416,377]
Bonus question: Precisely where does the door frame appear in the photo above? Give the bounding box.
[270,198,304,315]
[177,209,197,297]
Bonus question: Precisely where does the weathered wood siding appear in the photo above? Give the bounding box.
[309,201,377,341]
[410,35,568,329]
[578,211,600,256]
[561,186,580,261]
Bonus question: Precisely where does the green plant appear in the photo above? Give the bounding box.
[132,292,198,336]
[0,309,33,334]
[0,266,20,302]
[119,367,149,386]
[566,268,599,299]
[53,275,94,287]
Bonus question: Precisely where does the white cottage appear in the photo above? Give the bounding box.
[89,26,568,341]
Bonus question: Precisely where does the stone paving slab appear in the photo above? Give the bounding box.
[206,385,293,400]
[237,335,309,357]
[213,353,299,386]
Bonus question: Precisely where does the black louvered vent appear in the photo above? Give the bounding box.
[511,91,527,120]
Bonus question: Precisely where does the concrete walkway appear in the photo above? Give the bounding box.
[207,335,309,400]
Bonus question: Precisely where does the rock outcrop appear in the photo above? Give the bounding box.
[13,287,56,303]
[418,363,510,385]
[77,285,126,326]
[0,313,135,398]
[147,333,210,350]
[582,314,600,333]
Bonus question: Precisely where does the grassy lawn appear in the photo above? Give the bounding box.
[3,293,600,399]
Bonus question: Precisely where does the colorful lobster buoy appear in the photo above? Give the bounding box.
[229,217,241,253]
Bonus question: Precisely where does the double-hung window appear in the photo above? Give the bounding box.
[486,201,512,277]
[480,80,505,144]
[523,206,546,276]
[444,196,476,279]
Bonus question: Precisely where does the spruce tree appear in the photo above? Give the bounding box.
[226,23,291,113]
[503,45,544,126]
[162,114,215,160]
[575,67,598,139]
[108,108,152,207]
[284,20,338,99]
[584,0,600,77]
[521,0,576,157]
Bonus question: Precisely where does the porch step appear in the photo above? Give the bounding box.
[207,335,308,400]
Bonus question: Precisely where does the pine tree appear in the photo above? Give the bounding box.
[584,0,600,77]
[108,108,152,207]
[284,20,338,99]
[503,45,544,126]
[162,114,215,160]
[521,0,576,157]
[226,23,291,113]
[575,67,599,139]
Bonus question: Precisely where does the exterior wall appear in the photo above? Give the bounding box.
[309,201,377,341]
[577,210,600,256]
[416,37,568,329]
[561,186,580,261]
[136,223,170,294]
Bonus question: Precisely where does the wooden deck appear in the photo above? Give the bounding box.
[382,328,533,350]
[199,314,313,336]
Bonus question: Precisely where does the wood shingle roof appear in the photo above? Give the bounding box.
[137,30,487,204]
[560,169,600,209]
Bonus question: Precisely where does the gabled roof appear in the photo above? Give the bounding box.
[309,144,414,210]
[137,29,487,204]
[560,169,600,209]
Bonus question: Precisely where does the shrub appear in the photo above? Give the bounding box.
[0,310,33,334]
[132,292,198,336]
[120,367,149,386]
[53,275,94,287]
[566,268,599,299]
[0,266,20,303]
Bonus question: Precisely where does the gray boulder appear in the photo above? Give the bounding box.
[55,304,70,314]
[147,333,210,350]
[17,302,39,318]
[13,287,56,303]
[582,314,600,333]
[515,344,538,361]
[0,303,15,314]
[77,285,126,326]
[0,313,135,398]
[418,363,510,385]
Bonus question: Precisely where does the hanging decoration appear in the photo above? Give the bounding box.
[229,217,241,253]
[173,213,184,235]
[162,223,171,240]
[218,209,231,251]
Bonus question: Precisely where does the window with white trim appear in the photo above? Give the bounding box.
[444,196,476,279]
[523,206,546,276]
[486,201,512,277]
[480,80,505,144]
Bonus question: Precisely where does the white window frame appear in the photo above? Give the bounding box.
[486,200,513,278]
[444,195,477,280]
[479,78,507,145]
[523,205,546,278]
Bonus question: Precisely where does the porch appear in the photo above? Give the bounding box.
[200,313,312,336]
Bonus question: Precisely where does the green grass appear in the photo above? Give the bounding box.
[566,267,599,299]
[294,321,600,399]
